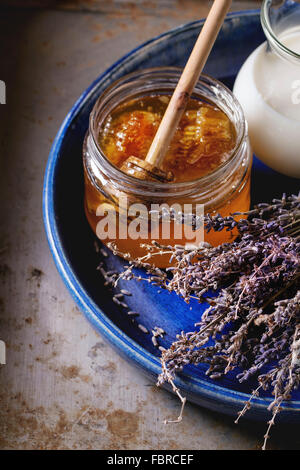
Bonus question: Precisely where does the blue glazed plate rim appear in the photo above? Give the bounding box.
[43,9,300,414]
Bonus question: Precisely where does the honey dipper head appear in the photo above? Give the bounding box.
[120,156,174,183]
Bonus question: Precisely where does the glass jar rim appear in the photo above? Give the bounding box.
[261,0,300,61]
[89,67,247,193]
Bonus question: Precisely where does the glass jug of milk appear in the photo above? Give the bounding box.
[233,0,300,178]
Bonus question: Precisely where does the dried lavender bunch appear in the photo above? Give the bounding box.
[150,193,300,237]
[110,193,300,449]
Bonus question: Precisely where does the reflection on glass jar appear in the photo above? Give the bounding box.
[83,68,252,268]
[234,0,300,178]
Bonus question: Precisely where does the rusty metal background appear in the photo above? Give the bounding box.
[2,0,299,451]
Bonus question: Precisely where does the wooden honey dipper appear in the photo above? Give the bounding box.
[121,0,232,182]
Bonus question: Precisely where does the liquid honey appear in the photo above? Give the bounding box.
[84,95,251,267]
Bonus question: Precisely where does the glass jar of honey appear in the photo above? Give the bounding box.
[83,68,252,267]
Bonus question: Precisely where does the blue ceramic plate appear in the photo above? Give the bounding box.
[43,10,300,422]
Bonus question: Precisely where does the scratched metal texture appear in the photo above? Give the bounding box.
[2,0,300,451]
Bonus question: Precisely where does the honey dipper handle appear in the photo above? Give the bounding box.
[145,0,232,169]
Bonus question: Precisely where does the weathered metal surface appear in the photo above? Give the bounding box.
[1,1,261,14]
[1,1,299,450]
